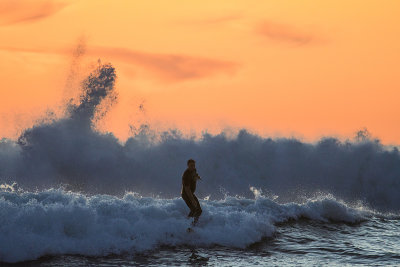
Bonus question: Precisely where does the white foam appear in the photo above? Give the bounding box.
[0,188,368,263]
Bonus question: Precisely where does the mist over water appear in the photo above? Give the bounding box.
[0,62,400,212]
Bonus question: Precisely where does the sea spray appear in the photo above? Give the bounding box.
[0,63,399,212]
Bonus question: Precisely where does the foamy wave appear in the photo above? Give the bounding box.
[0,188,369,263]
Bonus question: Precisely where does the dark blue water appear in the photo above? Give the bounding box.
[7,217,400,266]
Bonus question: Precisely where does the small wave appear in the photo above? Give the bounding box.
[0,188,370,263]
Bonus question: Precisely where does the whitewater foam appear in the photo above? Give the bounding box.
[0,187,369,263]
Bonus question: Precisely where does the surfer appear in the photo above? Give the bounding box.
[181,159,202,224]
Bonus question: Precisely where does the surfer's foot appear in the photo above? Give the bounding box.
[192,216,200,226]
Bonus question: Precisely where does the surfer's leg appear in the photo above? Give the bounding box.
[181,193,192,208]
[192,194,202,218]
[182,193,195,216]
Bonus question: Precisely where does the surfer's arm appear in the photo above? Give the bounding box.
[184,185,198,208]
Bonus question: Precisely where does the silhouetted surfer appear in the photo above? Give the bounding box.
[181,159,202,225]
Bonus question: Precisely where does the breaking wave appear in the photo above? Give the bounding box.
[0,187,369,263]
[0,61,399,215]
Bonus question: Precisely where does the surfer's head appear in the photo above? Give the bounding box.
[187,159,196,170]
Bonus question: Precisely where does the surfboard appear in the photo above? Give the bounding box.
[189,252,209,262]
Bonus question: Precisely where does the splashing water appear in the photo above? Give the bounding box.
[0,187,371,263]
[0,62,399,214]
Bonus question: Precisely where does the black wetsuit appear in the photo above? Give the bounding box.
[181,168,202,218]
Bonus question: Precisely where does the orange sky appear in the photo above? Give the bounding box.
[0,0,399,144]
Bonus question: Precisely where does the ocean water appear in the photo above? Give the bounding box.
[0,188,399,266]
[1,63,400,266]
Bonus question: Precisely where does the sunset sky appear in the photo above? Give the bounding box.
[0,0,399,144]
